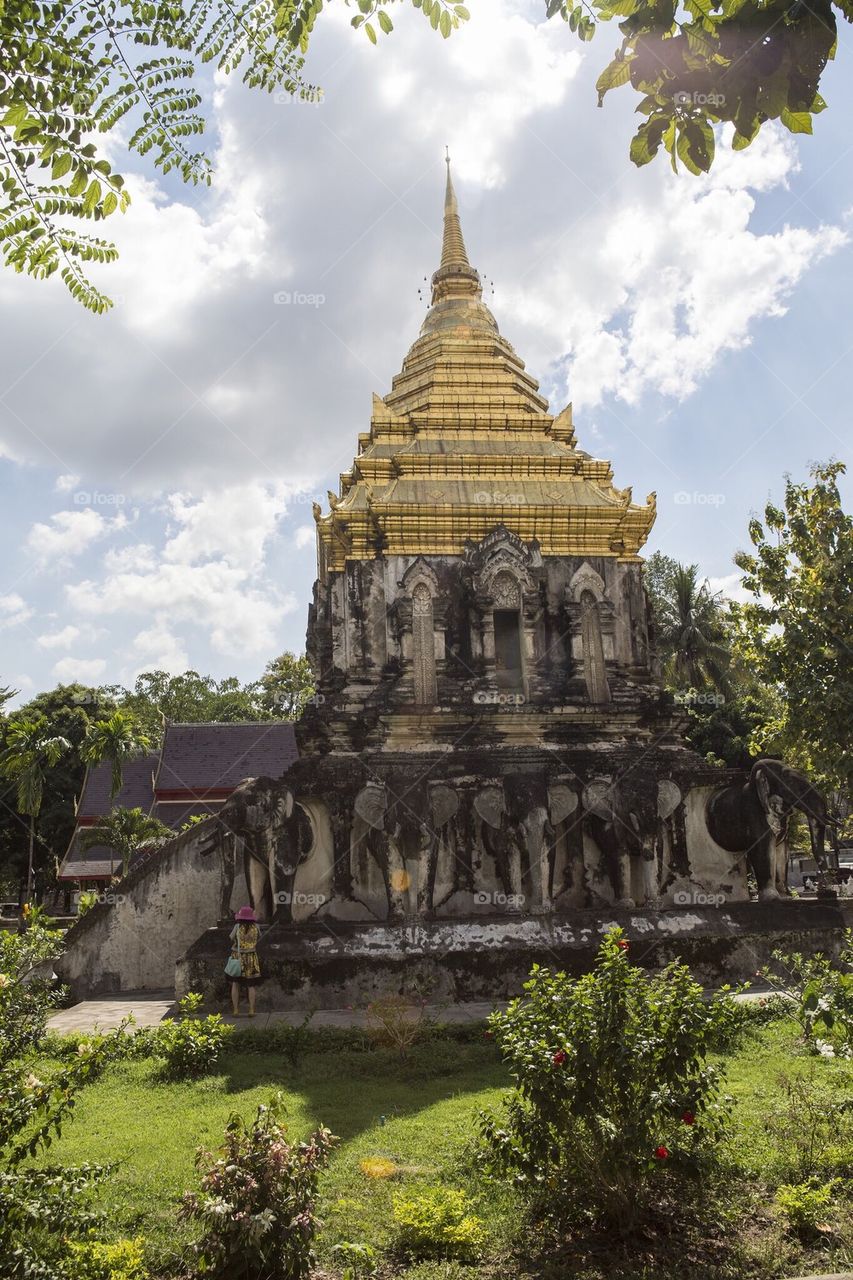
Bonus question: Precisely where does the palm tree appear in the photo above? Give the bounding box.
[79,807,171,879]
[651,562,732,692]
[0,717,70,904]
[80,710,151,799]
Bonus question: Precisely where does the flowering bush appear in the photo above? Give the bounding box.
[155,992,233,1080]
[478,929,731,1228]
[391,1186,485,1260]
[0,918,65,1061]
[180,1091,336,1279]
[764,931,853,1058]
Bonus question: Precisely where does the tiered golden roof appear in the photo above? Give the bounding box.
[315,156,656,571]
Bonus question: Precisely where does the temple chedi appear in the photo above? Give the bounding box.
[281,156,714,923]
[59,158,843,1008]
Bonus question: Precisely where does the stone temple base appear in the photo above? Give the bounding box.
[177,899,853,1010]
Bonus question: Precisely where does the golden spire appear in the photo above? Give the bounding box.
[429,149,482,308]
[440,148,470,270]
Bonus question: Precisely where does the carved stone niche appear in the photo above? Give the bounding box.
[462,526,543,699]
[564,562,616,704]
[395,558,448,706]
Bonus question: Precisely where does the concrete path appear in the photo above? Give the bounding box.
[47,995,502,1034]
[47,986,776,1035]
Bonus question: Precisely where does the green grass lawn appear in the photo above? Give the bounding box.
[31,1022,853,1279]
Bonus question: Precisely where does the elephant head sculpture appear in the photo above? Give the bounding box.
[706,758,838,900]
[581,777,677,906]
[207,776,314,921]
[474,779,578,910]
[351,782,409,920]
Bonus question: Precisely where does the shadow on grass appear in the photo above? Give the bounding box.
[215,1040,508,1144]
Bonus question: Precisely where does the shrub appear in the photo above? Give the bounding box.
[65,1235,147,1279]
[330,1241,378,1279]
[764,931,853,1058]
[478,929,731,1229]
[775,1177,838,1234]
[760,1067,853,1181]
[180,1091,336,1280]
[155,992,232,1080]
[392,1186,485,1261]
[365,994,428,1059]
[0,923,130,1277]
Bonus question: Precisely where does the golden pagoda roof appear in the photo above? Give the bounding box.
[316,156,656,570]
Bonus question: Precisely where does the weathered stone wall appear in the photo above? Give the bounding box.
[177,899,853,1009]
[56,820,240,999]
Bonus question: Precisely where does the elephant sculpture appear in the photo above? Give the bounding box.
[706,758,838,900]
[204,775,314,921]
[582,777,679,906]
[474,779,578,911]
[351,782,409,920]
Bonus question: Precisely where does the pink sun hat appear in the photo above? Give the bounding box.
[234,905,257,922]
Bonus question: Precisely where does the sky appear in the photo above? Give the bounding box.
[1,0,851,706]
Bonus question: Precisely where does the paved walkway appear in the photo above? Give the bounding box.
[47,995,501,1033]
[47,987,776,1035]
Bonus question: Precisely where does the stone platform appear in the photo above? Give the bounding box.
[177,898,853,1011]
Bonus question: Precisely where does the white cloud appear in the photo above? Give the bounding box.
[164,482,287,571]
[26,508,126,569]
[52,656,107,683]
[506,126,847,411]
[708,571,755,606]
[294,525,315,549]
[0,594,33,631]
[37,625,81,649]
[125,623,190,679]
[54,473,80,493]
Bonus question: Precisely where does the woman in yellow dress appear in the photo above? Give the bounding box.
[229,904,262,1017]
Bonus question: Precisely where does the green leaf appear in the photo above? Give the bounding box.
[780,107,813,135]
[51,154,73,180]
[83,180,102,214]
[439,9,451,36]
[377,9,393,33]
[364,20,377,43]
[596,54,634,105]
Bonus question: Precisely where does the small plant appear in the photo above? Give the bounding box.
[65,1235,148,1278]
[479,929,731,1229]
[775,1177,838,1235]
[763,931,853,1058]
[761,1068,853,1180]
[155,992,232,1080]
[76,890,100,916]
[330,1241,378,1279]
[392,1186,485,1261]
[180,1092,336,1280]
[365,993,427,1059]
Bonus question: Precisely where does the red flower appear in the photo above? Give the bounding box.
[654,1145,669,1160]
[484,1030,493,1039]
[681,1110,695,1125]
[552,1049,568,1066]
[617,940,629,951]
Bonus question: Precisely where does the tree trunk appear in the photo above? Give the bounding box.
[25,814,35,905]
